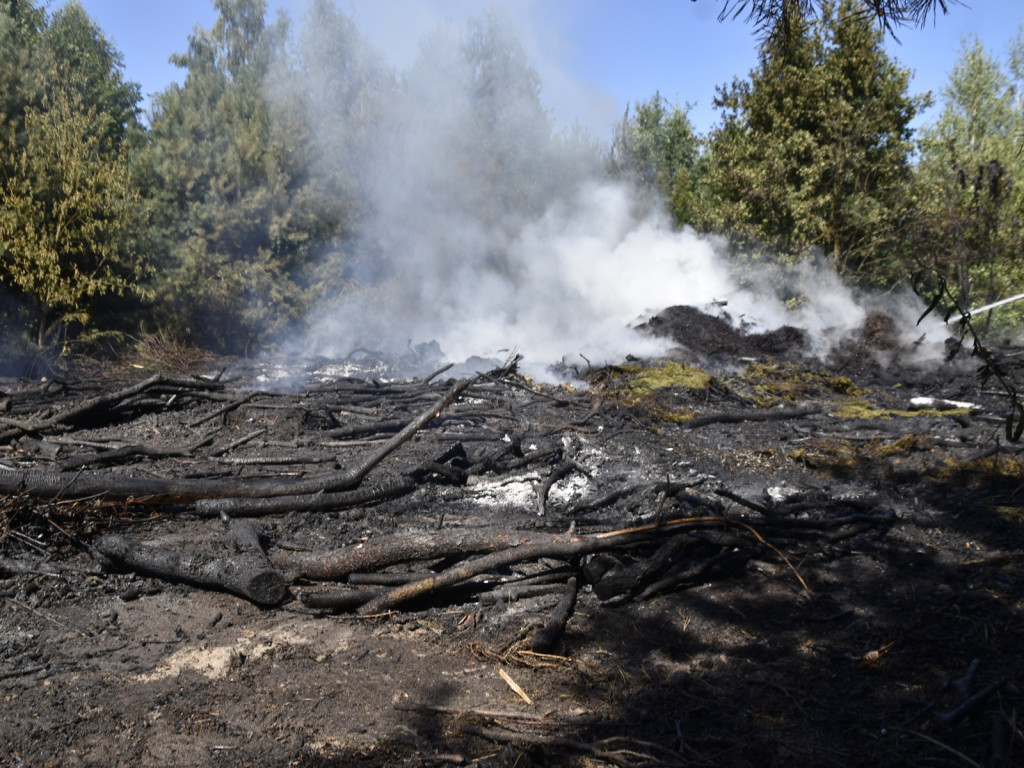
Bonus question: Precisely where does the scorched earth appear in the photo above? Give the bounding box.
[1,305,1022,768]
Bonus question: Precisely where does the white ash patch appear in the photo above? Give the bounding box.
[211,356,401,392]
[546,474,593,512]
[466,470,593,513]
[466,472,542,510]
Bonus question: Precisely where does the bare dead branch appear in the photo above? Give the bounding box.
[0,373,225,443]
[529,577,578,652]
[0,373,477,505]
[934,676,1008,728]
[685,405,822,429]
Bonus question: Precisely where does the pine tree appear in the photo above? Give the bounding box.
[703,7,823,254]
[703,0,923,278]
[913,35,1024,332]
[814,0,922,276]
[146,0,328,353]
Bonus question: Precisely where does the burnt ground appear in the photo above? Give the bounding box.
[1,307,1023,768]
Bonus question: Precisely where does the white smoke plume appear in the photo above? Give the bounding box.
[291,7,948,380]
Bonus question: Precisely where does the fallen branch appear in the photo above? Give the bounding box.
[638,546,757,600]
[93,533,287,607]
[58,434,216,471]
[0,557,104,578]
[529,577,578,652]
[934,675,1008,728]
[187,392,255,427]
[0,373,478,505]
[271,527,549,581]
[591,534,691,600]
[537,460,588,516]
[479,582,568,606]
[357,517,726,615]
[685,404,822,430]
[0,373,223,443]
[299,587,380,611]
[194,478,416,518]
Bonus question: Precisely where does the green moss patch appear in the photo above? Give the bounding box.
[831,400,973,420]
[788,434,933,475]
[588,361,711,426]
[729,362,862,406]
[626,361,713,392]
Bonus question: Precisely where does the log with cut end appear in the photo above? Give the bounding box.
[94,534,287,607]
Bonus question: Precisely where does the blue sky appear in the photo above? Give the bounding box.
[69,0,1023,140]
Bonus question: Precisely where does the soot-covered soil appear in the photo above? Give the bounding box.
[1,307,1023,768]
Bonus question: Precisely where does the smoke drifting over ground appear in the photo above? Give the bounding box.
[293,9,947,379]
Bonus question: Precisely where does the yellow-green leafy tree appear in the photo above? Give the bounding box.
[0,1,148,355]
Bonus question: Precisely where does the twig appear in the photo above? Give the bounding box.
[952,658,981,699]
[499,668,533,705]
[530,577,578,652]
[0,664,49,680]
[187,392,255,427]
[896,728,984,768]
[211,428,267,456]
[685,404,821,429]
[934,676,1007,728]
[457,721,685,767]
[536,460,587,516]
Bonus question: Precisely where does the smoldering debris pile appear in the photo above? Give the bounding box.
[1,308,1022,768]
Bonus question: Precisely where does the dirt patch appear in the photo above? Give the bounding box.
[2,308,1023,767]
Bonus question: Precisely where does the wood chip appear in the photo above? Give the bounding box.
[499,667,533,705]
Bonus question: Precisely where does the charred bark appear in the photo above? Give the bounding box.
[0,374,477,505]
[94,533,287,607]
[529,577,578,652]
[0,374,225,443]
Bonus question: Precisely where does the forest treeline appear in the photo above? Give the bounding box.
[1,0,1022,371]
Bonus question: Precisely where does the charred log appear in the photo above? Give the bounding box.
[94,533,287,607]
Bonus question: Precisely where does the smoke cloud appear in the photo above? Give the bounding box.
[288,7,948,380]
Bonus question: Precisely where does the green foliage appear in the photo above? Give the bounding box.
[0,1,45,143]
[146,0,340,353]
[718,0,960,43]
[610,92,703,225]
[702,0,924,277]
[0,1,149,353]
[912,35,1024,335]
[0,0,1002,374]
[45,2,142,148]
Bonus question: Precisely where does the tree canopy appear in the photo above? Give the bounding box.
[0,0,148,354]
[145,0,331,352]
[912,34,1024,329]
[702,0,924,277]
[3,0,1022,373]
[610,93,702,225]
[717,0,961,42]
